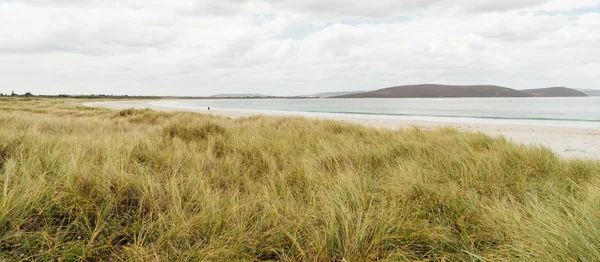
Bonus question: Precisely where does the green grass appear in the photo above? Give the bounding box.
[0,97,599,261]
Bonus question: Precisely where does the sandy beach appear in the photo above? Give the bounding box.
[85,100,600,159]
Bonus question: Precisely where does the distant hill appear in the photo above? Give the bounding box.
[522,87,587,97]
[214,94,268,98]
[577,89,600,97]
[310,91,366,98]
[333,84,533,98]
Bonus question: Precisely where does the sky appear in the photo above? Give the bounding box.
[0,0,599,96]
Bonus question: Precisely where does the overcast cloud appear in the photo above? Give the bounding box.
[0,0,598,96]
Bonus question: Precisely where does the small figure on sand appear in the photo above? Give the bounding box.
[208,107,210,112]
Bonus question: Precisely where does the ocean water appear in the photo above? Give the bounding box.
[152,97,600,128]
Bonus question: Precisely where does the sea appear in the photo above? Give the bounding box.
[151,97,600,128]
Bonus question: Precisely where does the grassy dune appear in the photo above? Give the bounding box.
[1,98,599,261]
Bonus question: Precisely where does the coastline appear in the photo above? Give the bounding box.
[85,100,600,159]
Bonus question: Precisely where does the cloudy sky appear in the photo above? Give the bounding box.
[0,0,599,96]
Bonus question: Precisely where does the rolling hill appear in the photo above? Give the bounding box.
[333,84,533,98]
[333,84,588,98]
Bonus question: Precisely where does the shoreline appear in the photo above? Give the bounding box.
[85,100,600,159]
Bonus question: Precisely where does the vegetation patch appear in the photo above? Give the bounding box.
[0,98,599,261]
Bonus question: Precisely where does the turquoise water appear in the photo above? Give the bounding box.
[152,97,600,128]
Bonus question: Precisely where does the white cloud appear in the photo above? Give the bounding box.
[0,0,599,96]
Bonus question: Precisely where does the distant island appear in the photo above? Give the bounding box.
[214,93,268,98]
[310,91,366,98]
[577,89,600,96]
[522,87,587,97]
[333,84,587,98]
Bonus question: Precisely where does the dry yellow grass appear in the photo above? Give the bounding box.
[0,97,599,261]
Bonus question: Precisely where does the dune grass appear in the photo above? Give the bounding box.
[0,97,599,261]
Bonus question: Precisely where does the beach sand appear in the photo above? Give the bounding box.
[85,100,600,159]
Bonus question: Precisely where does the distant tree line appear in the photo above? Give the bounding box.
[0,91,34,97]
[0,92,314,100]
[0,92,166,99]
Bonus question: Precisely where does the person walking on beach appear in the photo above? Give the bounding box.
[208,107,210,113]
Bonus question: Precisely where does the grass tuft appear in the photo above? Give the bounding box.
[163,122,227,142]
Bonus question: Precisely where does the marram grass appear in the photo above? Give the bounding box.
[0,98,599,261]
